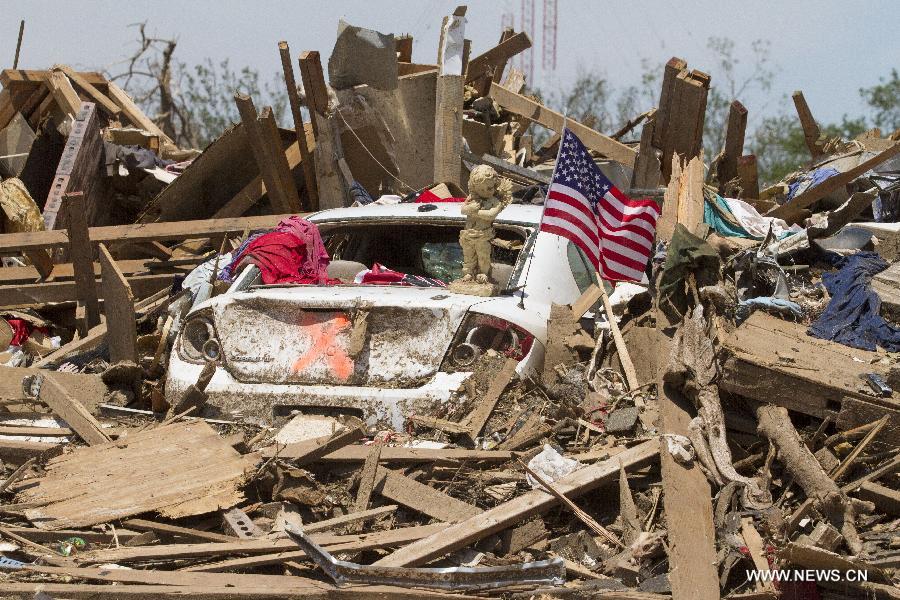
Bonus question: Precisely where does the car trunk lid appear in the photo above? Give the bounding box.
[210,286,476,387]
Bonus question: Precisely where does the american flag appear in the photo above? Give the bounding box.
[540,128,660,282]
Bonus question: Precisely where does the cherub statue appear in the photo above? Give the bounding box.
[450,165,512,296]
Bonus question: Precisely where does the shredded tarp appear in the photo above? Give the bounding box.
[704,193,802,240]
[808,252,900,351]
[657,224,721,322]
[786,167,839,202]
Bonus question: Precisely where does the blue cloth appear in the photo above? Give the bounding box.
[786,167,839,202]
[808,252,900,351]
[738,297,804,321]
[219,233,264,282]
[704,195,754,239]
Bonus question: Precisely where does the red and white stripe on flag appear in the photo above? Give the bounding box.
[538,128,660,283]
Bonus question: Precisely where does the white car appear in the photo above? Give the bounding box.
[165,202,604,429]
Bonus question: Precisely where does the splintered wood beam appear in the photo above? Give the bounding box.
[462,357,518,440]
[52,65,120,117]
[653,57,688,149]
[488,82,637,168]
[105,82,173,144]
[37,375,110,446]
[234,94,301,214]
[717,99,747,186]
[45,71,81,117]
[259,105,303,214]
[660,70,709,181]
[374,439,658,567]
[655,326,720,599]
[263,427,364,463]
[434,14,465,186]
[64,192,101,330]
[631,111,661,189]
[298,51,328,137]
[278,41,318,211]
[373,467,482,522]
[99,243,137,363]
[465,31,531,86]
[792,90,824,158]
[737,154,760,199]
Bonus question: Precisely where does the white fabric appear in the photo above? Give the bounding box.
[723,197,804,239]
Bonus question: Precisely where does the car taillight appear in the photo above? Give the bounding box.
[442,313,534,369]
[179,313,222,364]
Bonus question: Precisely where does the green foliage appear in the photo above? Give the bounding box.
[860,68,900,133]
[176,58,289,148]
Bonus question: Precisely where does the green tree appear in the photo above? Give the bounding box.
[860,68,900,133]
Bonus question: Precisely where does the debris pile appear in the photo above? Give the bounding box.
[0,7,897,599]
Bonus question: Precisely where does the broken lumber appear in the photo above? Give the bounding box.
[263,426,364,463]
[434,11,466,187]
[792,91,824,158]
[278,40,318,211]
[98,243,137,363]
[716,100,747,188]
[234,93,302,214]
[17,421,252,529]
[37,374,110,445]
[488,82,637,168]
[373,439,658,567]
[64,192,101,331]
[462,357,518,440]
[374,466,481,522]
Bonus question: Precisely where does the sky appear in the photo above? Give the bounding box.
[2,0,898,133]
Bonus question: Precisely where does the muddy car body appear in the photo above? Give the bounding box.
[165,202,603,428]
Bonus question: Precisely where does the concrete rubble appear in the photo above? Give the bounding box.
[0,7,897,599]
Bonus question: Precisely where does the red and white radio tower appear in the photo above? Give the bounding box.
[519,0,535,84]
[542,0,557,72]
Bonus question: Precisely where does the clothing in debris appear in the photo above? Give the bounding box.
[354,263,446,287]
[785,167,839,202]
[737,297,804,321]
[656,224,721,322]
[808,251,900,351]
[415,188,465,203]
[704,193,803,240]
[349,181,375,205]
[233,217,338,285]
[220,234,263,282]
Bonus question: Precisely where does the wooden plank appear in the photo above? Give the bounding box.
[0,439,61,464]
[105,81,173,144]
[465,31,531,85]
[0,213,295,255]
[374,439,658,567]
[122,518,235,543]
[298,51,328,137]
[631,112,661,189]
[854,481,900,515]
[374,466,481,522]
[53,65,121,117]
[768,141,900,221]
[652,57,687,149]
[278,40,318,211]
[43,102,105,231]
[263,426,363,463]
[0,366,108,407]
[792,90,823,158]
[720,312,900,420]
[396,35,413,63]
[661,72,708,182]
[0,273,173,308]
[462,357,518,439]
[64,192,101,329]
[350,443,383,520]
[317,446,514,463]
[32,324,105,368]
[234,94,301,215]
[737,154,760,199]
[488,82,637,167]
[717,100,747,186]
[2,69,107,87]
[98,243,136,363]
[37,375,110,446]
[434,15,465,187]
[18,421,250,530]
[45,71,82,117]
[86,523,445,565]
[656,324,719,600]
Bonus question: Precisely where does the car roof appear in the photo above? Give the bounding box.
[308,202,542,226]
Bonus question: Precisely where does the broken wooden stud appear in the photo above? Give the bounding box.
[396,35,413,63]
[234,93,302,215]
[65,192,101,331]
[792,90,824,159]
[38,374,111,446]
[434,12,466,187]
[278,40,318,212]
[736,154,760,199]
[716,100,748,188]
[168,360,216,417]
[600,284,639,390]
[98,243,137,364]
[653,57,688,150]
[297,50,328,138]
[347,443,382,534]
